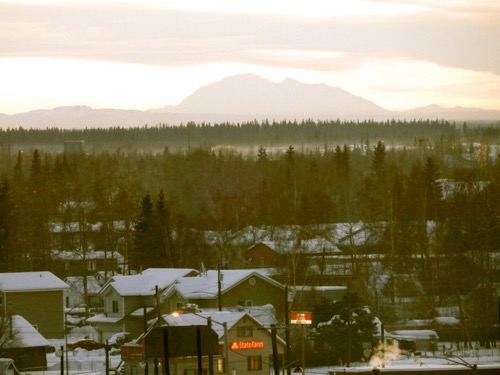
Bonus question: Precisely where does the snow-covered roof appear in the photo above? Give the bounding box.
[1,315,52,348]
[52,250,125,262]
[221,304,277,328]
[86,314,123,324]
[0,272,68,292]
[250,238,339,255]
[168,269,284,300]
[433,316,460,326]
[49,220,127,233]
[228,226,271,245]
[291,285,347,292]
[0,358,19,375]
[102,268,198,296]
[162,309,282,345]
[163,311,249,339]
[390,330,439,340]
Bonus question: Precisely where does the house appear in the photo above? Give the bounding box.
[0,315,53,371]
[244,242,286,268]
[51,249,125,279]
[162,269,287,323]
[389,329,439,352]
[120,310,286,375]
[0,358,20,375]
[87,268,198,342]
[0,272,69,339]
[64,275,103,309]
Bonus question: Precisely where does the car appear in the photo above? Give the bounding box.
[67,339,107,351]
[108,332,132,348]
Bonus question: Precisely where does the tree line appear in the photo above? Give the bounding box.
[1,118,497,152]
[0,120,498,309]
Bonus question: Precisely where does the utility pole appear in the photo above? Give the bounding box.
[271,324,279,375]
[285,284,291,375]
[217,265,222,311]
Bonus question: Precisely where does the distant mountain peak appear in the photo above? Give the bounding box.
[168,74,389,117]
[1,74,499,129]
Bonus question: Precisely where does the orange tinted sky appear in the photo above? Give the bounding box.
[1,0,499,114]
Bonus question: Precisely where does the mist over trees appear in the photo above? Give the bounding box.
[0,119,498,348]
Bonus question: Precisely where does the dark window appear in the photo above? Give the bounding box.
[237,326,253,337]
[112,300,119,313]
[247,356,262,371]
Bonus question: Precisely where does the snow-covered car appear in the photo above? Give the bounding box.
[108,332,132,348]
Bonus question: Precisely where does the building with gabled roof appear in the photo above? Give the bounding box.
[87,268,198,342]
[120,310,286,375]
[0,315,53,371]
[0,272,68,339]
[162,269,287,323]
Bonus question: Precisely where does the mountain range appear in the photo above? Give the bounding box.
[1,74,499,129]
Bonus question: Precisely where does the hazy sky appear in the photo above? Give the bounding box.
[1,0,500,114]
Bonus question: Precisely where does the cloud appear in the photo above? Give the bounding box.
[1,1,499,74]
[0,0,499,113]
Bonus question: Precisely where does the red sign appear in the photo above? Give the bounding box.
[290,311,312,324]
[230,341,265,350]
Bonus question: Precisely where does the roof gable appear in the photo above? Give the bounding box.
[169,270,284,300]
[0,315,51,348]
[102,268,198,297]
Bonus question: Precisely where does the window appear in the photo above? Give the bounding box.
[130,366,137,375]
[112,300,119,313]
[245,300,253,307]
[65,296,69,308]
[88,260,96,271]
[176,302,184,310]
[217,358,225,373]
[259,256,265,266]
[247,356,262,371]
[237,326,253,337]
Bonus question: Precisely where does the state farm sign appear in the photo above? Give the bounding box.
[230,341,265,350]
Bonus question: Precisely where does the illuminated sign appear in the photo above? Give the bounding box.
[290,311,312,325]
[230,341,265,350]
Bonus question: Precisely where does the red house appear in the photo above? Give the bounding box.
[244,242,286,268]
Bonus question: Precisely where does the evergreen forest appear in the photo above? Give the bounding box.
[0,119,498,345]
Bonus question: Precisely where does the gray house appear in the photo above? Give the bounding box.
[87,268,198,342]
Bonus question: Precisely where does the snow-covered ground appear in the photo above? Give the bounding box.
[44,327,500,375]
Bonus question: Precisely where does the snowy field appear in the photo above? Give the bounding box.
[40,327,500,375]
